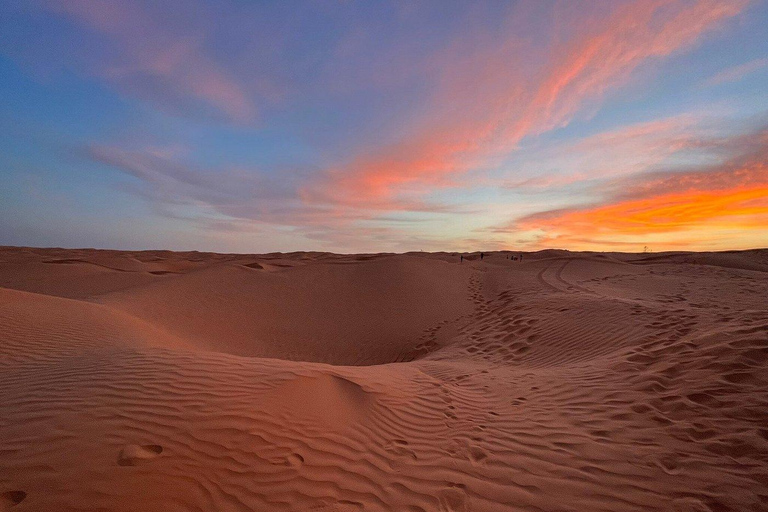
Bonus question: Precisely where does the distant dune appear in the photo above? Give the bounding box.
[1,246,767,511]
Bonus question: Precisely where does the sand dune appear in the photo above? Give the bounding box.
[1,246,767,511]
[97,255,473,365]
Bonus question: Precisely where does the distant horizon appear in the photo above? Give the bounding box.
[1,1,767,253]
[4,243,766,257]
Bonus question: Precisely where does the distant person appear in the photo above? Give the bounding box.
[480,252,484,260]
[520,253,523,262]
[460,255,463,263]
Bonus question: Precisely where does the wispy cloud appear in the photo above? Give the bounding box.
[87,143,467,252]
[41,0,258,122]
[304,0,747,211]
[3,0,759,252]
[705,57,768,86]
[81,1,752,250]
[501,114,711,190]
[89,144,302,219]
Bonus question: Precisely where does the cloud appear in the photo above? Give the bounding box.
[705,57,768,86]
[40,0,257,122]
[88,144,306,217]
[519,185,767,235]
[304,0,747,210]
[502,127,768,250]
[87,144,467,253]
[14,0,755,252]
[501,114,711,190]
[83,0,753,251]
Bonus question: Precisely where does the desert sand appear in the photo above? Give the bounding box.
[1,246,767,511]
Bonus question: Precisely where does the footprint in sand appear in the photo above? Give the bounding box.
[468,445,488,466]
[384,439,418,462]
[1,491,26,510]
[118,444,163,466]
[438,487,468,512]
[286,453,304,468]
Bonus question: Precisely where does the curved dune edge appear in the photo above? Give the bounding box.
[1,247,767,511]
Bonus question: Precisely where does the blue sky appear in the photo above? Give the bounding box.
[1,0,767,252]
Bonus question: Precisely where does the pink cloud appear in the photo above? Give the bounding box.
[43,0,256,122]
[501,115,708,190]
[88,144,463,249]
[705,57,768,86]
[303,0,747,211]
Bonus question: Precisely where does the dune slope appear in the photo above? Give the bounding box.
[1,246,767,511]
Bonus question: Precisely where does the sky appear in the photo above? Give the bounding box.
[1,0,767,253]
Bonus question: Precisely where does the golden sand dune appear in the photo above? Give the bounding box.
[1,246,767,511]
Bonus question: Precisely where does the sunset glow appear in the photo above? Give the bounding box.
[517,184,768,250]
[1,1,766,252]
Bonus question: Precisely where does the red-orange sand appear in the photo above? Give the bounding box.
[1,246,767,511]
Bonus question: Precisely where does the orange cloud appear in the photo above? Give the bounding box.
[304,0,747,210]
[514,158,768,251]
[521,185,768,232]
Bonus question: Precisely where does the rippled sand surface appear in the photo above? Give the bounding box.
[1,246,767,511]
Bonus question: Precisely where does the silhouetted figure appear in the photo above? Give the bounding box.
[460,255,463,263]
[480,252,484,260]
[520,253,523,262]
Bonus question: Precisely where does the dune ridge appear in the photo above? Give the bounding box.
[1,246,767,511]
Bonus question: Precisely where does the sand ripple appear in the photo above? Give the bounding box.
[1,247,767,511]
